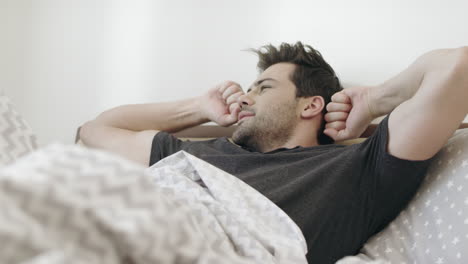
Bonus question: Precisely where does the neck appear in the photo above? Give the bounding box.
[232,122,320,153]
[263,122,319,152]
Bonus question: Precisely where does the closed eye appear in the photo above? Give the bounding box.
[260,85,271,91]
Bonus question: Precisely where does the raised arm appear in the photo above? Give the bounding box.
[324,47,468,160]
[80,81,243,166]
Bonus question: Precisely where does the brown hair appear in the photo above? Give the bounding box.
[249,41,343,144]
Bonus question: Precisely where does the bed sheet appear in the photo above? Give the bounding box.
[0,144,307,264]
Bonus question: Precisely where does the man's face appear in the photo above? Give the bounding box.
[232,62,301,151]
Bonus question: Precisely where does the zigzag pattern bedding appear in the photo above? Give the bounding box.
[0,144,307,264]
[0,95,37,166]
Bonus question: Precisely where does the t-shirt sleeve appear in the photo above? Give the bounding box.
[149,131,192,166]
[356,113,433,234]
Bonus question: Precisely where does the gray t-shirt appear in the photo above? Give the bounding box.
[149,115,432,264]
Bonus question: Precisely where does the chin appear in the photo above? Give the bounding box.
[232,124,252,144]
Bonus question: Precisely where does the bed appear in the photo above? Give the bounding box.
[1,93,307,264]
[3,90,468,263]
[171,124,468,264]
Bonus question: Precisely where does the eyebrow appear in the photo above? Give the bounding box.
[247,78,278,93]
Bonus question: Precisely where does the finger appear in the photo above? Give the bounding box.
[223,112,238,126]
[331,91,351,104]
[229,102,241,116]
[323,128,338,140]
[226,91,244,105]
[219,103,241,127]
[324,128,351,142]
[325,121,346,131]
[222,84,242,100]
[324,112,349,123]
[231,104,241,120]
[335,129,353,141]
[218,81,240,94]
[326,102,352,113]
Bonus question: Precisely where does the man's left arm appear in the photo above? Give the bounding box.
[325,47,468,160]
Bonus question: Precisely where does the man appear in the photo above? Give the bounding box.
[80,42,468,263]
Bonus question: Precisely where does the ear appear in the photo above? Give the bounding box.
[300,96,325,119]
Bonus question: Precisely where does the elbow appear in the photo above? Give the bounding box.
[450,47,468,112]
[453,46,468,76]
[79,120,97,146]
[458,46,468,60]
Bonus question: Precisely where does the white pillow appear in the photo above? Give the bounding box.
[0,94,38,167]
[339,129,468,263]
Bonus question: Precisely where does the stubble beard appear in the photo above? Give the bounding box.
[232,102,298,152]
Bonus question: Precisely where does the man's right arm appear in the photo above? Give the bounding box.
[80,81,243,166]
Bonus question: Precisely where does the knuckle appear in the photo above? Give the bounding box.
[227,85,238,94]
[331,91,343,100]
[336,95,345,103]
[229,103,239,112]
[230,94,241,103]
[226,80,240,88]
[330,123,338,129]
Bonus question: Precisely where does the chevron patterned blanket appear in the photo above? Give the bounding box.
[0,144,307,264]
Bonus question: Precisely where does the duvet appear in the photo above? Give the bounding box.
[0,144,307,264]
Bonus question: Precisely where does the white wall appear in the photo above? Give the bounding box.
[1,0,467,146]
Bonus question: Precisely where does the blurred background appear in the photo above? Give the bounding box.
[1,0,467,147]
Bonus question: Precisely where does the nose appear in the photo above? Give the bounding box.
[237,92,255,107]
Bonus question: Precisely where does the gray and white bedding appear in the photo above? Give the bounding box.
[3,90,468,264]
[0,143,307,264]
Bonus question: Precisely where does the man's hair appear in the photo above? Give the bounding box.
[249,41,343,144]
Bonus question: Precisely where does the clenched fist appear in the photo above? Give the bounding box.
[324,86,376,141]
[200,81,244,127]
